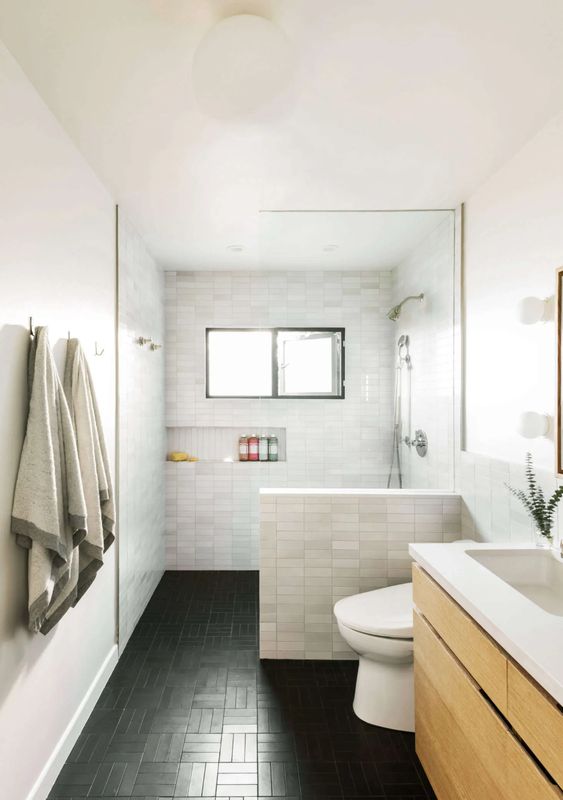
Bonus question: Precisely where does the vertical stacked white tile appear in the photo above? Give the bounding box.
[165,270,395,570]
[458,451,563,544]
[259,490,461,659]
[118,211,166,648]
[390,215,455,490]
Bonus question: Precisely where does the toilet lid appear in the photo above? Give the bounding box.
[334,582,413,638]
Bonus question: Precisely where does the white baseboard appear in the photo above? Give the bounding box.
[26,645,119,800]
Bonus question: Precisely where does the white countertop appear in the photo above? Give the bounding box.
[410,541,563,706]
[260,488,458,496]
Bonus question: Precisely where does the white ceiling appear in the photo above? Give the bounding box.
[1,0,563,270]
[259,210,451,270]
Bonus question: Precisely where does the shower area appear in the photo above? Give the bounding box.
[385,213,455,491]
[164,208,456,570]
[256,209,458,660]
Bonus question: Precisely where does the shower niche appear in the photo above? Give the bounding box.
[166,426,287,463]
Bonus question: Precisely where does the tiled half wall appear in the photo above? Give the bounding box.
[259,489,461,659]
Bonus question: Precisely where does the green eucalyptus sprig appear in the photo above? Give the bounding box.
[505,452,563,539]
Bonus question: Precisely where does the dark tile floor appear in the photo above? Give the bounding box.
[49,571,435,800]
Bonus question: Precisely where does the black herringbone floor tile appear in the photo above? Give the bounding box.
[48,571,434,800]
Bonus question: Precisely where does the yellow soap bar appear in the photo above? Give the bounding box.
[169,451,189,462]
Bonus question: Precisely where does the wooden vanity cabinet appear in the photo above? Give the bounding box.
[413,564,563,800]
[507,661,563,789]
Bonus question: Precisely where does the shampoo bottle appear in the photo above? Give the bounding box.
[268,434,278,462]
[259,435,269,461]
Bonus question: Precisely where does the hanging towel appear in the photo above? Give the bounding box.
[39,543,81,634]
[40,339,116,634]
[63,339,115,604]
[11,327,87,632]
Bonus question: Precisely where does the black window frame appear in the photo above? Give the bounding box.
[205,327,345,399]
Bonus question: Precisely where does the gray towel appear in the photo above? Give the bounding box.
[62,340,115,606]
[11,327,87,632]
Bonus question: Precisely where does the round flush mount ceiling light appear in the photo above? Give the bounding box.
[227,244,244,252]
[192,14,293,118]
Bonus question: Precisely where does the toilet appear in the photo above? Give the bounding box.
[334,582,414,732]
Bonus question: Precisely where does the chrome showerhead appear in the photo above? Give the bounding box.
[386,293,424,321]
[387,305,402,322]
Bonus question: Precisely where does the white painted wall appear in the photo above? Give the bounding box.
[464,110,563,470]
[0,42,117,799]
[118,212,166,648]
[460,109,563,543]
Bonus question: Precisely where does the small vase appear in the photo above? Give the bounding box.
[535,529,553,549]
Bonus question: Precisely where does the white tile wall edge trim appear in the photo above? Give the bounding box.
[119,569,164,654]
[26,645,119,800]
[260,488,459,496]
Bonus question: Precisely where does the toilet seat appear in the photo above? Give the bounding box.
[334,582,413,639]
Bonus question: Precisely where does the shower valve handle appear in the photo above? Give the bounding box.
[413,429,428,457]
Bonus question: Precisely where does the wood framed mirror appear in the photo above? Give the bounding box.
[557,268,563,475]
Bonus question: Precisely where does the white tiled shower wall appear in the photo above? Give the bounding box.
[118,212,166,647]
[391,215,455,490]
[165,270,396,569]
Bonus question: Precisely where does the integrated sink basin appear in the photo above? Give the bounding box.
[467,548,563,616]
[410,541,563,706]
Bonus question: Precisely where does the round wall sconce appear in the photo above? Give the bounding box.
[517,296,554,325]
[192,14,293,118]
[517,411,551,439]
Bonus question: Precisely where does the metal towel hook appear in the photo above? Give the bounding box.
[94,342,105,356]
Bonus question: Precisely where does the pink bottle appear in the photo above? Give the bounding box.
[248,434,259,461]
